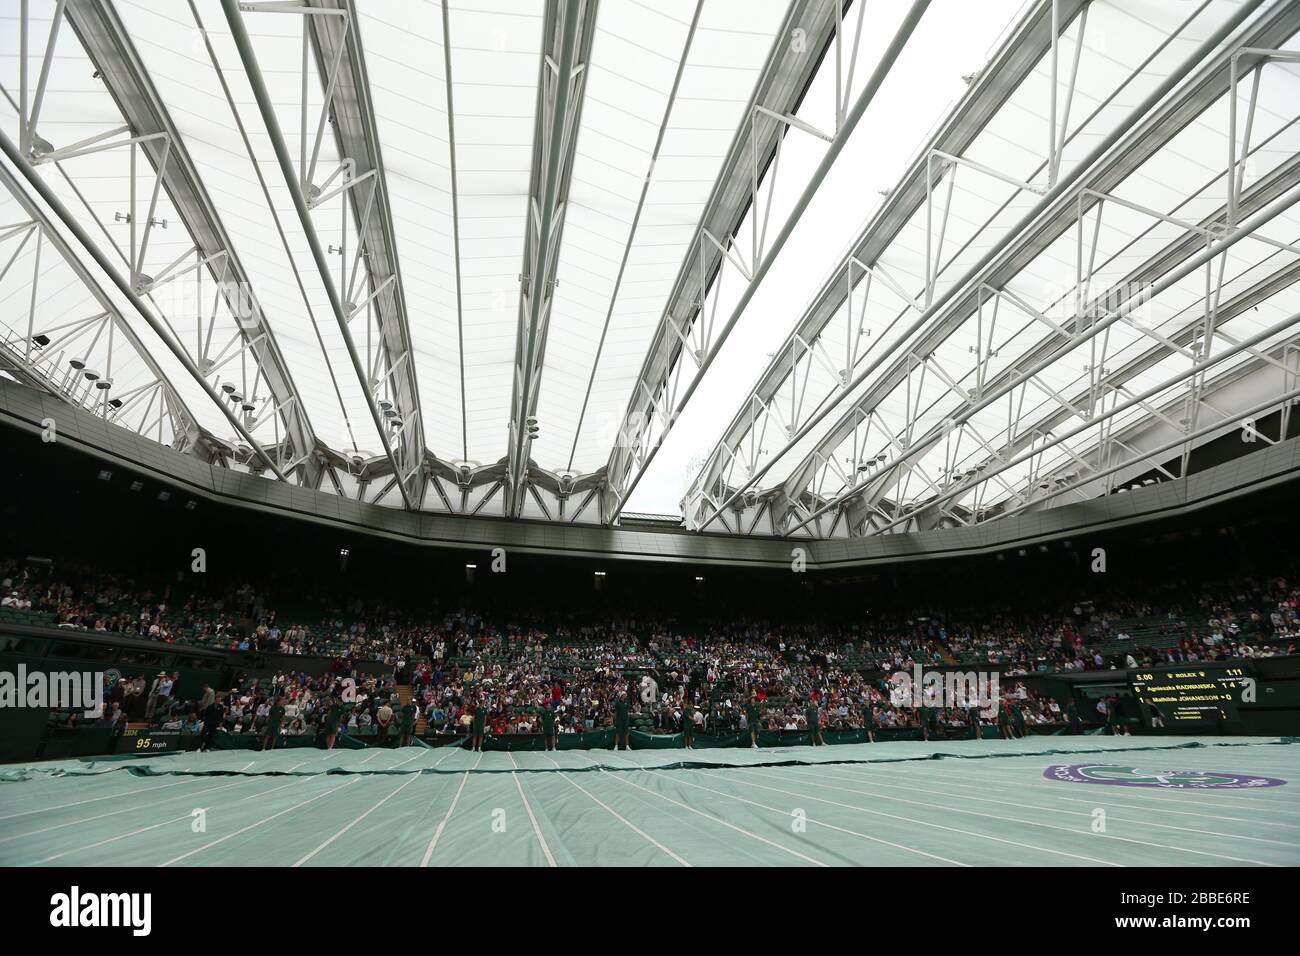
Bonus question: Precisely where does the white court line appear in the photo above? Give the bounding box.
[420,772,470,867]
[387,751,426,770]
[724,766,1122,867]
[568,755,825,866]
[0,777,203,821]
[293,772,423,866]
[30,776,316,865]
[0,776,257,844]
[857,764,1300,847]
[658,769,970,866]
[769,766,1279,866]
[432,745,470,768]
[355,749,386,767]
[512,773,556,867]
[508,750,519,769]
[159,777,360,866]
[556,772,690,866]
[287,751,340,772]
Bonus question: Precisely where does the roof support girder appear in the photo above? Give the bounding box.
[607,0,931,519]
[60,0,323,485]
[220,0,415,507]
[504,0,600,518]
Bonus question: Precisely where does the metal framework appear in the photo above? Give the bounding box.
[503,0,599,518]
[220,0,422,509]
[58,0,325,483]
[604,0,932,522]
[3,0,1296,544]
[684,0,1300,538]
[0,156,204,453]
[2,0,323,479]
[0,131,292,475]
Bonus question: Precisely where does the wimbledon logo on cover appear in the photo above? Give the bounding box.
[1044,763,1286,789]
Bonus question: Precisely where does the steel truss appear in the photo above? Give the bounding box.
[221,0,425,509]
[685,0,1300,536]
[602,0,932,523]
[0,157,206,452]
[3,0,325,479]
[503,0,599,518]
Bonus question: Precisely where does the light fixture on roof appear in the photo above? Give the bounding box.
[95,377,113,391]
[30,333,49,349]
[184,500,197,511]
[81,367,100,382]
[157,490,170,502]
[129,480,143,492]
[525,415,539,440]
[107,398,123,409]
[97,469,112,481]
[220,381,236,395]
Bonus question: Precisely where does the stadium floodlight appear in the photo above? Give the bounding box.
[96,469,112,481]
[156,491,170,502]
[129,481,143,492]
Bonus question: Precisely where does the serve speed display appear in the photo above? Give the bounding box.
[1129,664,1248,726]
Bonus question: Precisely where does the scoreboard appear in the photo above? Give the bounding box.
[1129,664,1249,727]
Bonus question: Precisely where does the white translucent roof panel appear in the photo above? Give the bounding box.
[753,0,1259,493]
[566,0,790,474]
[0,0,253,441]
[116,0,384,459]
[448,0,544,466]
[357,1,464,463]
[529,0,697,475]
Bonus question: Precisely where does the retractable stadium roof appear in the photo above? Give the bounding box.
[1,0,1297,541]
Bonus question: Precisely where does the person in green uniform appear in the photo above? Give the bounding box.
[1067,702,1083,735]
[398,700,417,747]
[321,700,343,751]
[261,697,285,751]
[680,701,695,749]
[805,699,823,747]
[996,698,1012,739]
[917,702,931,741]
[967,700,983,740]
[1106,696,1124,736]
[1011,700,1027,739]
[471,697,487,752]
[540,704,557,751]
[613,691,631,751]
[862,699,875,743]
[744,697,762,749]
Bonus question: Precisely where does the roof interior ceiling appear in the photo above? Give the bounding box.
[1,0,1296,538]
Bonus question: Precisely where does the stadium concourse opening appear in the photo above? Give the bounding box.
[0,0,1299,925]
